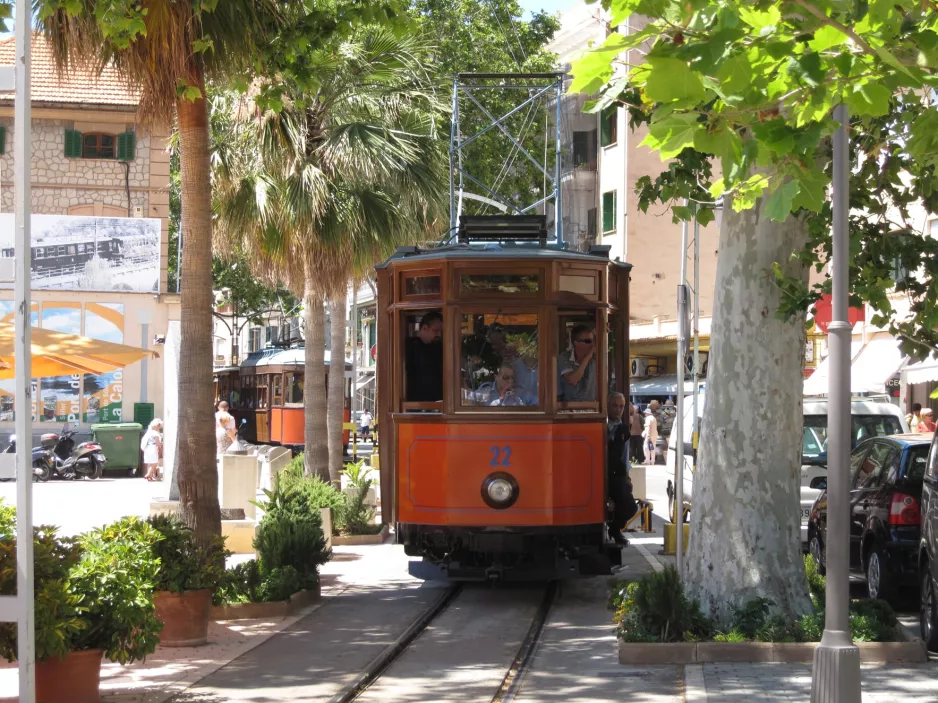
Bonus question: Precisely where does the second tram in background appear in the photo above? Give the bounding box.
[376,216,631,581]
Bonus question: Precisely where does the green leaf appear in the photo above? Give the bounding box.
[732,173,770,211]
[809,25,848,53]
[183,85,203,102]
[765,179,801,221]
[790,166,829,213]
[644,57,706,104]
[641,112,702,158]
[569,32,631,95]
[846,82,891,117]
[607,0,644,27]
[738,5,781,32]
[193,37,215,54]
[716,53,752,97]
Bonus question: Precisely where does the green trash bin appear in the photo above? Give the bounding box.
[91,423,144,475]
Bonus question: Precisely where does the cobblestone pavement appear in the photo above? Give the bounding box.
[696,662,938,702]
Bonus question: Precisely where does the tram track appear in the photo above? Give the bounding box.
[332,581,558,703]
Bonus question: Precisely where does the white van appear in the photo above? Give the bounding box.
[645,393,909,543]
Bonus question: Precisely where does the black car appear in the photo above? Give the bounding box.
[919,429,938,650]
[808,434,930,605]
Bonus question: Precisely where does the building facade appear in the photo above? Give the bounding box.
[0,35,176,438]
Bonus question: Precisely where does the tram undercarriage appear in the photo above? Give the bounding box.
[399,524,622,581]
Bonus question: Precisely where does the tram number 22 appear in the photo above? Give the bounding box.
[489,446,512,467]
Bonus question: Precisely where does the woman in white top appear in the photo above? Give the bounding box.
[216,401,237,455]
[141,418,163,481]
[642,408,659,466]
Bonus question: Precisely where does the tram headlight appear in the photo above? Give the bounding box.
[481,472,519,510]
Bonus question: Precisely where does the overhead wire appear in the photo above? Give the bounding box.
[486,0,523,70]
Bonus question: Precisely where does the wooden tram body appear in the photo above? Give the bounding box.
[214,348,351,448]
[1,237,124,273]
[376,218,631,580]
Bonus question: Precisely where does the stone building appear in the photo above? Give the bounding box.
[0,34,177,441]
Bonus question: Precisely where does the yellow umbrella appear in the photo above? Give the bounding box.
[0,323,158,379]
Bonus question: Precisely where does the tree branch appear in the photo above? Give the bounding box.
[791,0,877,58]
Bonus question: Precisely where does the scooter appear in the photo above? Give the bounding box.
[35,422,106,480]
[3,435,52,482]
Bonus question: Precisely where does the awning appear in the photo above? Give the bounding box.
[805,339,905,396]
[903,356,938,386]
[630,374,702,398]
[803,341,865,396]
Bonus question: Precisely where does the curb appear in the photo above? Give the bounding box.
[332,523,390,546]
[210,586,321,621]
[683,663,707,703]
[634,542,665,573]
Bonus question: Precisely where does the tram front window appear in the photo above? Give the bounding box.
[461,313,539,408]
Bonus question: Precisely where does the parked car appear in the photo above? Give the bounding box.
[800,398,909,544]
[656,393,908,542]
[918,428,938,650]
[808,434,930,605]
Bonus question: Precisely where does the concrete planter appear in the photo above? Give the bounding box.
[332,523,389,546]
[210,585,321,621]
[618,637,927,664]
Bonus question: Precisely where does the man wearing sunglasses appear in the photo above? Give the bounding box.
[558,323,597,402]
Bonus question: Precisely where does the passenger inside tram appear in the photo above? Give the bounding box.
[461,315,538,407]
[558,323,597,402]
[405,310,443,403]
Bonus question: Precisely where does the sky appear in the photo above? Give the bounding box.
[519,0,576,17]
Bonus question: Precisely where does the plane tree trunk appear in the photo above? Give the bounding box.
[685,196,814,625]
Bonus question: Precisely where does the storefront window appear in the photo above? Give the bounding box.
[284,372,303,405]
[460,313,539,408]
[461,273,539,295]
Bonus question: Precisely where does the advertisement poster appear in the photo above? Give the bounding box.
[0,214,161,293]
[0,301,124,422]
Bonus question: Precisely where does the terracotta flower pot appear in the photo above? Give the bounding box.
[154,588,213,647]
[36,648,103,703]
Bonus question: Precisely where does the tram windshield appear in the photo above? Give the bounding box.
[460,313,539,408]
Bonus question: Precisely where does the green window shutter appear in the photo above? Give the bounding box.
[600,107,617,147]
[602,191,616,233]
[0,125,5,155]
[117,131,136,161]
[64,129,83,158]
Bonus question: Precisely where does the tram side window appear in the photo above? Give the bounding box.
[558,314,599,407]
[271,374,283,406]
[460,313,539,408]
[284,372,303,405]
[403,310,443,408]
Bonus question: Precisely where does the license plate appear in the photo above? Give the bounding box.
[801,507,811,522]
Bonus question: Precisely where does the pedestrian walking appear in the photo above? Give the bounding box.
[359,409,374,442]
[921,408,936,433]
[628,402,644,463]
[642,407,658,466]
[216,403,236,455]
[141,418,163,481]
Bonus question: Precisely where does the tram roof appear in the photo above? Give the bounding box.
[376,242,633,269]
[241,346,352,370]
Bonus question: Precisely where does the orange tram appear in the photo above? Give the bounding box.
[375,216,631,581]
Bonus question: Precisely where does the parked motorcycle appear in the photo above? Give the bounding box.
[3,435,52,482]
[35,422,106,480]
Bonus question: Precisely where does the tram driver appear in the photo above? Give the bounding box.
[558,323,597,402]
[405,310,443,403]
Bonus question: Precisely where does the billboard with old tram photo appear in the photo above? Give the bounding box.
[0,214,161,293]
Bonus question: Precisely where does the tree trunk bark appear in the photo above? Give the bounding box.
[684,197,813,625]
[303,283,329,480]
[175,70,221,547]
[328,294,347,484]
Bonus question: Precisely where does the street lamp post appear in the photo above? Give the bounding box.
[810,104,861,702]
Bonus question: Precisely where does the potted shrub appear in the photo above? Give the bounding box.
[148,515,226,647]
[0,511,162,703]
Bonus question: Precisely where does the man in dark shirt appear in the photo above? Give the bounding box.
[405,310,443,402]
[607,392,638,545]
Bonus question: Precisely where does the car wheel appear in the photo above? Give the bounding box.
[810,534,826,576]
[866,545,893,601]
[921,568,938,651]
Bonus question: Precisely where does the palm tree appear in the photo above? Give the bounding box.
[38,0,282,545]
[214,28,446,481]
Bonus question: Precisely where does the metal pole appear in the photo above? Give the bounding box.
[673,205,689,571]
[350,285,358,414]
[554,76,563,246]
[691,213,700,469]
[13,1,35,698]
[811,103,861,703]
[449,77,458,234]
